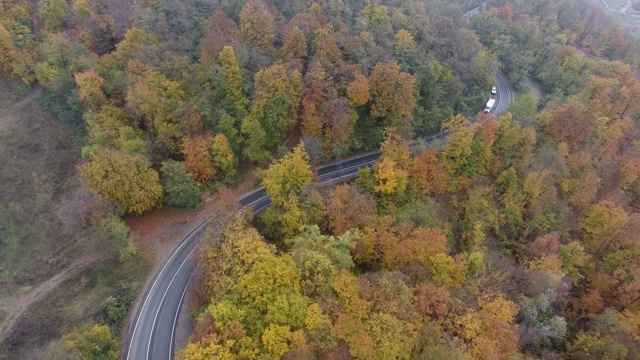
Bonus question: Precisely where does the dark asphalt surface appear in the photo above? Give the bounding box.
[123,71,512,360]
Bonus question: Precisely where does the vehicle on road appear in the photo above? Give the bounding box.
[491,86,497,95]
[485,98,496,113]
[124,70,513,360]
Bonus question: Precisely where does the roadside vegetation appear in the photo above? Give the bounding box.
[0,80,151,359]
[186,76,640,357]
[1,0,640,358]
[183,0,640,359]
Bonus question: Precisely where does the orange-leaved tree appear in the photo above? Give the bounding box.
[183,134,216,183]
[368,59,416,129]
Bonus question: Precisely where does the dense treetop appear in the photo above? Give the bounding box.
[0,0,512,212]
[4,0,640,358]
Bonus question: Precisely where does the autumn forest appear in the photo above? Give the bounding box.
[3,0,640,358]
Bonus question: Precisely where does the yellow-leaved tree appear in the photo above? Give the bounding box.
[262,143,313,206]
[74,69,107,110]
[211,133,237,183]
[0,24,16,74]
[79,149,162,214]
[374,156,408,195]
[374,128,410,196]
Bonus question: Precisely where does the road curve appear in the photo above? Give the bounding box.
[123,70,512,360]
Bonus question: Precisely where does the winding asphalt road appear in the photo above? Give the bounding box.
[123,71,512,360]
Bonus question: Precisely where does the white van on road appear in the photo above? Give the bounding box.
[485,98,496,113]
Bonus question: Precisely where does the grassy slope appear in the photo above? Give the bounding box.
[0,81,152,359]
[0,82,80,295]
[3,257,150,359]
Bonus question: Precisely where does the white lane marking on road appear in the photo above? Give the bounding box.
[168,268,196,360]
[165,202,263,358]
[238,194,271,213]
[235,187,265,202]
[126,218,212,360]
[137,73,513,359]
[146,233,207,360]
[318,160,378,179]
[493,80,501,115]
[496,71,512,114]
[501,71,512,105]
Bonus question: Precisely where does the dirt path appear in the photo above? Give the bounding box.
[522,77,546,101]
[0,255,101,343]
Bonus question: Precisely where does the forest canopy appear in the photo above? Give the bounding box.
[3,0,640,358]
[0,0,507,213]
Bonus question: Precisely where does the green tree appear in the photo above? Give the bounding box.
[38,0,69,32]
[216,112,240,152]
[79,149,163,214]
[559,241,592,283]
[508,92,538,120]
[126,61,185,157]
[160,160,201,208]
[286,225,356,270]
[239,0,276,49]
[356,3,393,42]
[241,114,269,162]
[291,249,337,296]
[566,332,628,360]
[242,64,300,160]
[63,323,118,360]
[253,64,300,145]
[263,94,296,147]
[393,29,417,71]
[205,300,246,331]
[218,46,248,117]
[493,112,537,171]
[97,215,137,262]
[265,292,310,329]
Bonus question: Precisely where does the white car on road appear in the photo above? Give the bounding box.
[491,86,497,95]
